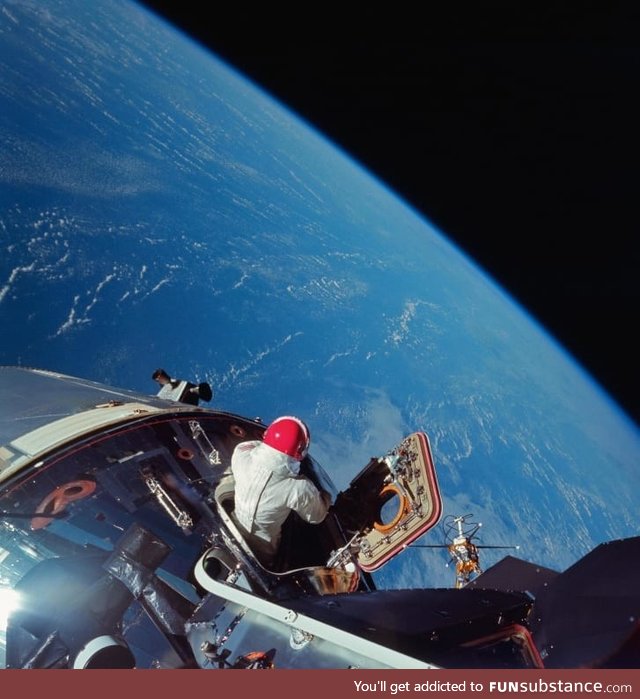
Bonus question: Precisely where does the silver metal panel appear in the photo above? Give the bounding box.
[0,367,170,446]
[10,403,161,458]
[193,553,439,669]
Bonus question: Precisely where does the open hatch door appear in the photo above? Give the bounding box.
[332,432,442,572]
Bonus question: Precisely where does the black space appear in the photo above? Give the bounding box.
[139,2,639,424]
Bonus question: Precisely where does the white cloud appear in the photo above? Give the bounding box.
[312,389,408,491]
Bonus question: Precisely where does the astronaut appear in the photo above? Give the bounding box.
[151,368,212,406]
[231,416,331,568]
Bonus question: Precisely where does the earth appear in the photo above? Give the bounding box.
[1,0,638,596]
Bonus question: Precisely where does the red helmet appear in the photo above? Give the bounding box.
[263,416,310,461]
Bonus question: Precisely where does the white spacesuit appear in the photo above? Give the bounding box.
[231,417,330,568]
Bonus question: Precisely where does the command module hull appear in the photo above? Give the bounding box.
[0,367,638,669]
